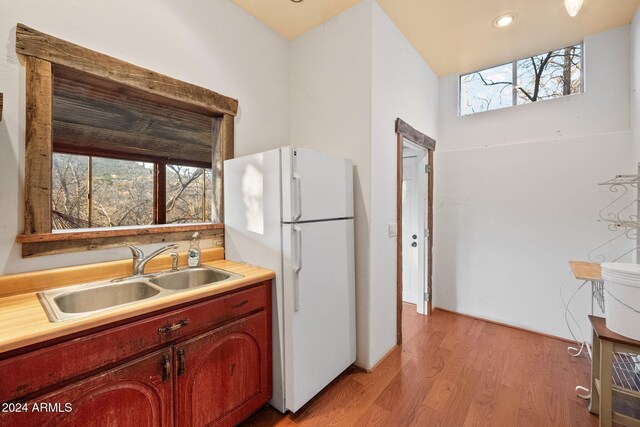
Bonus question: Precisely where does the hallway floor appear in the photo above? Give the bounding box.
[241,305,597,426]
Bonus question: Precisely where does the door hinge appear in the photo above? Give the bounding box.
[424,291,430,302]
[424,228,429,238]
[425,165,430,173]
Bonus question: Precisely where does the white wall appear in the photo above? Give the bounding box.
[290,0,438,368]
[369,1,438,365]
[0,0,289,274]
[434,26,633,340]
[632,7,640,166]
[290,0,373,368]
[4,0,628,367]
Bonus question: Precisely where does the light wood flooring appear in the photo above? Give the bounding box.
[241,305,598,427]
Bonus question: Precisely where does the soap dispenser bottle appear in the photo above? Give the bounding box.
[188,232,201,268]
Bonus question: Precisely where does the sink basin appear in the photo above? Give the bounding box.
[149,267,242,290]
[54,282,160,314]
[39,280,163,322]
[38,266,243,322]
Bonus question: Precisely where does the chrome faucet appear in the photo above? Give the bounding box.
[127,244,179,277]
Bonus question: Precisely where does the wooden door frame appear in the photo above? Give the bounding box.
[395,118,436,345]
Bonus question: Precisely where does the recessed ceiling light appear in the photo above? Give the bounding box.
[494,13,516,28]
[564,0,584,17]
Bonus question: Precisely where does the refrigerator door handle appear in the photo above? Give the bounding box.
[292,173,302,221]
[293,226,302,273]
[293,225,302,311]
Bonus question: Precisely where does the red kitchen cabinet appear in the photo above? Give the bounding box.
[175,312,270,427]
[1,349,173,427]
[0,280,272,427]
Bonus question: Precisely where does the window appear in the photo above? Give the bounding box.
[166,165,213,224]
[17,23,236,258]
[460,43,582,115]
[52,153,212,230]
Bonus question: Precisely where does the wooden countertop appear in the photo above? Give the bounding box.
[569,261,601,281]
[0,259,274,354]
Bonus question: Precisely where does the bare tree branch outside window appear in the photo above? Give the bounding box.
[166,165,212,224]
[460,43,582,115]
[52,154,213,230]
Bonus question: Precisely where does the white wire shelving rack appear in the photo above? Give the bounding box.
[569,171,640,400]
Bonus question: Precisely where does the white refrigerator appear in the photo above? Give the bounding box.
[224,146,356,413]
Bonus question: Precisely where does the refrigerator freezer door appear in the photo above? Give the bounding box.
[282,219,356,412]
[281,147,354,222]
[223,149,288,411]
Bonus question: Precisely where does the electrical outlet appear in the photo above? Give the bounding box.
[388,223,397,237]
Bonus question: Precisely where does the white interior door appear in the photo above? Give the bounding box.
[402,155,419,305]
[402,141,427,314]
[282,219,356,412]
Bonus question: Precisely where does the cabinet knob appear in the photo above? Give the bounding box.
[411,242,417,247]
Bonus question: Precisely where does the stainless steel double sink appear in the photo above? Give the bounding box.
[38,267,243,322]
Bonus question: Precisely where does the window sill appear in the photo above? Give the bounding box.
[16,223,224,258]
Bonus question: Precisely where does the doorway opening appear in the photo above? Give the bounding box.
[395,118,435,345]
[402,141,427,312]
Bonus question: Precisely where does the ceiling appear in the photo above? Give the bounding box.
[232,0,640,76]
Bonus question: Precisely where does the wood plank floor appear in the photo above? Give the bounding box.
[241,305,599,427]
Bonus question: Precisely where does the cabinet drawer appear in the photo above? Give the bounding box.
[0,281,269,402]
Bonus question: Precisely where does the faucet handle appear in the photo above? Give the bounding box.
[126,245,144,259]
[169,252,179,271]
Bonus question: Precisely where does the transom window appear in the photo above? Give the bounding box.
[460,43,583,116]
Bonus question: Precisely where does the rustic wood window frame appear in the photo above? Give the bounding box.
[14,23,237,258]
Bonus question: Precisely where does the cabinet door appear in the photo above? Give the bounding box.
[0,349,173,427]
[175,311,270,427]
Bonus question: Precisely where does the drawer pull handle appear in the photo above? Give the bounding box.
[178,349,186,376]
[232,300,248,308]
[162,353,171,383]
[158,319,189,335]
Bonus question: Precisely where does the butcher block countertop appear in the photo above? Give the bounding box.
[569,261,601,281]
[0,248,274,354]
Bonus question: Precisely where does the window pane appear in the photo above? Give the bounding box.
[166,165,210,224]
[460,63,513,115]
[52,153,89,229]
[516,44,582,105]
[91,158,154,227]
[205,169,212,222]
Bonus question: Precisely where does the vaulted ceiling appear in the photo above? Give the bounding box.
[232,0,640,76]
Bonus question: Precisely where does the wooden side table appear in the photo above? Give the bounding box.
[589,316,640,427]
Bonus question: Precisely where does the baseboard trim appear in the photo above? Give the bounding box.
[351,364,367,373]
[353,344,399,373]
[353,308,578,374]
[433,307,578,345]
